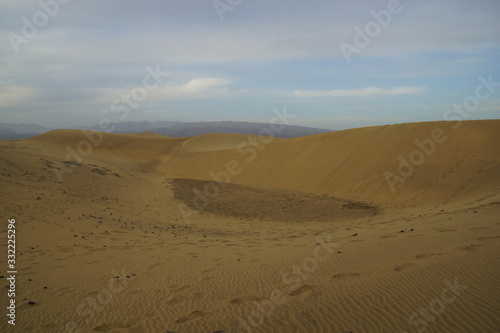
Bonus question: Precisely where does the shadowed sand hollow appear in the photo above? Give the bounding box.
[170,178,379,222]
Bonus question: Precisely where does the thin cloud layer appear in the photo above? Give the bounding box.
[294,86,428,98]
[0,0,499,129]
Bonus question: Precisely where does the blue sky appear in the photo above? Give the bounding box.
[1,0,499,130]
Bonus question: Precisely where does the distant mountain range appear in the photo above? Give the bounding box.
[0,121,333,140]
[0,123,52,140]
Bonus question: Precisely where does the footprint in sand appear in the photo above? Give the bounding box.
[171,285,192,292]
[290,284,316,296]
[380,235,398,239]
[166,296,183,306]
[230,296,264,304]
[478,235,500,241]
[394,263,415,272]
[470,226,491,230]
[416,253,444,259]
[458,244,483,251]
[148,262,166,269]
[92,323,128,331]
[175,311,211,323]
[201,276,214,281]
[331,272,363,279]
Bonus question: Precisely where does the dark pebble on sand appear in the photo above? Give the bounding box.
[399,230,405,233]
[28,301,36,305]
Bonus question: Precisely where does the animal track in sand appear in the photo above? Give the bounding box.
[416,253,444,259]
[201,276,214,281]
[171,285,192,292]
[148,262,167,269]
[477,235,500,241]
[50,265,67,270]
[92,323,129,331]
[379,234,398,239]
[290,284,316,296]
[230,296,265,304]
[166,296,183,306]
[174,310,212,323]
[458,244,483,251]
[331,272,364,279]
[394,263,415,272]
[470,226,491,230]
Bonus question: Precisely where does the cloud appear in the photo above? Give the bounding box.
[0,0,498,128]
[149,77,234,101]
[93,77,238,107]
[0,83,40,107]
[473,100,500,114]
[293,86,428,98]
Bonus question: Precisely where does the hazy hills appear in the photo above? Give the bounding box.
[0,120,332,140]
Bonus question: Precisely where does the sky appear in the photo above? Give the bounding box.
[1,0,499,130]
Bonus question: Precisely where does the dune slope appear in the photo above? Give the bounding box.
[166,120,500,208]
[0,120,498,333]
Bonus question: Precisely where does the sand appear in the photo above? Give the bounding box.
[0,120,498,332]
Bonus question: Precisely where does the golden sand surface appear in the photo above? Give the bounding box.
[0,120,499,332]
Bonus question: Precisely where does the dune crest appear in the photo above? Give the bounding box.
[0,120,498,333]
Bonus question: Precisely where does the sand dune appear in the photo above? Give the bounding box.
[0,120,499,332]
[166,120,500,207]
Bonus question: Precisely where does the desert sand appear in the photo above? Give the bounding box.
[0,120,499,332]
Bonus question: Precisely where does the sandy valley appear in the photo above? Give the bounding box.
[1,120,499,332]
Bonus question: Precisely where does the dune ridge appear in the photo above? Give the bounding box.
[165,120,500,207]
[0,120,498,332]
